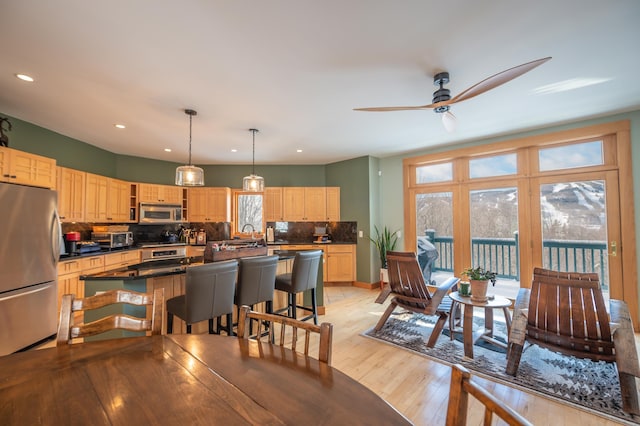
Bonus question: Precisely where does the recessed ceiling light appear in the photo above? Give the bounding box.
[533,78,611,95]
[231,149,237,152]
[164,148,172,152]
[15,74,34,82]
[296,149,303,153]
[114,124,126,129]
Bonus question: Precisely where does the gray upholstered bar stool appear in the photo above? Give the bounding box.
[166,260,238,335]
[235,255,279,333]
[274,250,323,325]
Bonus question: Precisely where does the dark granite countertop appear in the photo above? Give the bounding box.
[59,245,141,261]
[266,241,355,246]
[81,252,298,281]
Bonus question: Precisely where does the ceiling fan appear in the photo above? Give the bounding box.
[354,57,551,132]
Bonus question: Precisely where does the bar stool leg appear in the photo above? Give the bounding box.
[167,312,174,334]
[310,288,318,325]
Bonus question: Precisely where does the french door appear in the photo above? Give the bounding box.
[530,171,621,301]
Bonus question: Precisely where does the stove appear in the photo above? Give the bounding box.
[139,243,187,262]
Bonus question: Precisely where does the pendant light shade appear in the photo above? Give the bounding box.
[242,128,264,192]
[175,109,204,186]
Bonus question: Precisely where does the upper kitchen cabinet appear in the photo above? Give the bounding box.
[326,187,340,221]
[85,173,108,222]
[0,147,56,189]
[57,166,85,222]
[264,187,284,222]
[282,187,340,221]
[85,173,133,222]
[107,178,132,222]
[188,187,230,222]
[138,183,183,204]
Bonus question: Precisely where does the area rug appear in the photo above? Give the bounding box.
[362,311,639,425]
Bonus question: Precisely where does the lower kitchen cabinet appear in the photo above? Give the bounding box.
[325,245,356,282]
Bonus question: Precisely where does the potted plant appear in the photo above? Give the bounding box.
[461,266,497,303]
[369,225,399,284]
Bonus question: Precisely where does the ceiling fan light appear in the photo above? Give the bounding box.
[441,110,457,133]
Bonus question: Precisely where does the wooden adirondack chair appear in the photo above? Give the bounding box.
[506,267,640,415]
[374,251,459,347]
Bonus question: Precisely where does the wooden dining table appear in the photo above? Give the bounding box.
[0,334,411,425]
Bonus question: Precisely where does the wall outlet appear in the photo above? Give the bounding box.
[358,230,363,238]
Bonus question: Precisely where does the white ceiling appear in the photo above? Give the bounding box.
[1,1,639,166]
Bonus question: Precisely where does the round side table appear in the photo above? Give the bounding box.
[449,291,512,359]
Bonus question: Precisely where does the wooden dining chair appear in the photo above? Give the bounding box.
[506,267,640,415]
[446,364,532,426]
[57,288,164,345]
[375,251,459,347]
[237,305,333,365]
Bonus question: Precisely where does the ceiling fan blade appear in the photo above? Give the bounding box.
[450,57,551,104]
[353,104,435,112]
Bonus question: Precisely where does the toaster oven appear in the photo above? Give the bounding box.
[91,231,134,248]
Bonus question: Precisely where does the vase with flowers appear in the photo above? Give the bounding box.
[461,266,497,303]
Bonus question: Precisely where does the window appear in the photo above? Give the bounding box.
[539,140,603,171]
[236,192,263,234]
[469,153,517,178]
[416,162,452,184]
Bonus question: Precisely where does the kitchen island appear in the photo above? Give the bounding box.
[80,249,323,338]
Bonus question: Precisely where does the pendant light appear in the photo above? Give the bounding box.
[175,109,204,186]
[242,128,265,192]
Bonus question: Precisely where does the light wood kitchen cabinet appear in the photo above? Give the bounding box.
[264,187,284,221]
[282,187,327,221]
[138,183,183,204]
[326,187,340,221]
[85,173,109,222]
[104,250,140,269]
[57,167,86,222]
[280,187,340,222]
[0,147,56,188]
[325,244,356,282]
[188,187,230,222]
[106,178,131,222]
[146,274,194,335]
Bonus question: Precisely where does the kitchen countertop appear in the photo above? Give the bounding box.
[80,251,301,281]
[266,241,356,246]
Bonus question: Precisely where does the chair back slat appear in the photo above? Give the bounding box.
[387,251,431,309]
[57,288,164,346]
[237,305,333,365]
[527,268,613,358]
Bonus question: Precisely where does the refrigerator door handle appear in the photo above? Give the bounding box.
[0,284,53,302]
[51,210,61,264]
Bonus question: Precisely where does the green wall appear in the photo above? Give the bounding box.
[326,156,375,282]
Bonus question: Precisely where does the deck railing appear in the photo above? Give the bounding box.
[424,230,608,286]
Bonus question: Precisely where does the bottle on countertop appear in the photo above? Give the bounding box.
[196,229,206,245]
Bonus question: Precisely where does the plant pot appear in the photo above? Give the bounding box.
[469,279,489,303]
[380,268,389,285]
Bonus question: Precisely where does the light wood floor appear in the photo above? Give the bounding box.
[322,285,631,426]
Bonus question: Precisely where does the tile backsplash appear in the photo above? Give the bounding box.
[267,221,357,244]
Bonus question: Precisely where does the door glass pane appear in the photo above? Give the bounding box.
[469,187,520,299]
[416,192,453,285]
[540,180,609,299]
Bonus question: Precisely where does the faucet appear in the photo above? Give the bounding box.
[241,224,255,233]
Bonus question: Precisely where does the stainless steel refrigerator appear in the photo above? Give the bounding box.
[0,183,60,355]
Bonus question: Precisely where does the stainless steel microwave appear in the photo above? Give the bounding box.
[138,203,183,224]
